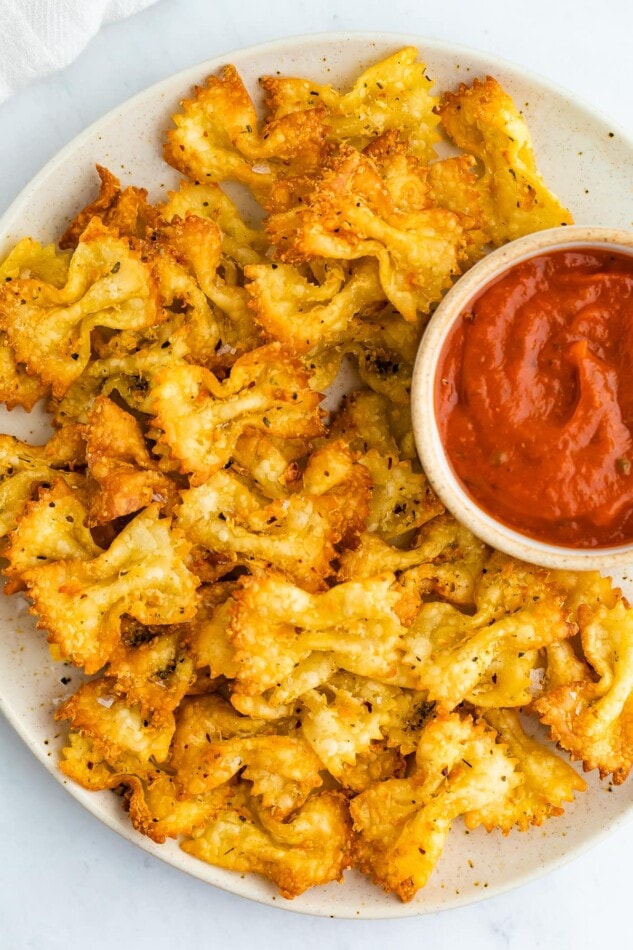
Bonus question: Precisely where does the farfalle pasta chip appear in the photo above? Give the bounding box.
[151,343,323,484]
[3,480,100,592]
[261,47,440,160]
[84,396,176,524]
[266,146,469,323]
[164,64,329,202]
[351,711,519,900]
[0,429,85,541]
[182,784,352,898]
[437,76,573,244]
[23,505,199,673]
[0,219,161,397]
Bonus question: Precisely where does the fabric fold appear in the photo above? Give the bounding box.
[0,0,159,103]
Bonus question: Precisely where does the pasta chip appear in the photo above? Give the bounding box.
[178,439,368,590]
[402,592,573,709]
[176,727,322,817]
[267,145,468,322]
[262,47,440,161]
[362,449,443,542]
[57,678,175,765]
[59,165,160,249]
[534,599,633,783]
[23,505,199,673]
[0,237,72,409]
[228,573,409,705]
[0,219,160,397]
[351,711,519,900]
[300,672,421,780]
[0,429,85,542]
[182,784,351,898]
[84,395,175,524]
[437,77,573,244]
[106,624,195,723]
[125,772,229,844]
[467,709,586,832]
[151,343,324,484]
[160,180,268,266]
[245,259,385,354]
[3,480,100,592]
[164,64,328,202]
[231,430,308,500]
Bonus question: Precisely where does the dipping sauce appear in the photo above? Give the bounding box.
[435,247,633,548]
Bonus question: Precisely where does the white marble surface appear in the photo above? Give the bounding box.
[1,1,632,947]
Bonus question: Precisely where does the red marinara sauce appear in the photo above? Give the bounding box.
[435,247,633,548]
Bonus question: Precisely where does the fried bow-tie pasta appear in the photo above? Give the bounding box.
[170,697,322,817]
[84,396,176,525]
[401,575,573,709]
[58,677,176,768]
[59,165,160,249]
[57,681,232,844]
[164,64,329,202]
[261,46,440,161]
[178,440,369,591]
[23,505,199,673]
[226,573,412,715]
[535,590,633,784]
[299,672,423,785]
[229,429,309,500]
[0,219,161,397]
[151,343,324,484]
[182,783,352,898]
[326,389,444,543]
[179,466,345,589]
[467,709,586,832]
[156,214,262,354]
[51,335,184,425]
[0,428,85,543]
[338,514,488,614]
[106,620,195,723]
[267,145,469,323]
[362,450,443,542]
[245,259,385,355]
[351,711,520,900]
[329,389,414,458]
[0,235,71,287]
[160,180,269,267]
[0,237,71,408]
[3,480,101,592]
[437,76,573,244]
[60,722,230,843]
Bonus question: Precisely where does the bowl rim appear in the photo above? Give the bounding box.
[410,225,633,572]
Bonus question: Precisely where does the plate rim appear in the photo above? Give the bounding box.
[1,30,633,919]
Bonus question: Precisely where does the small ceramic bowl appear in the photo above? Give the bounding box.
[411,225,633,572]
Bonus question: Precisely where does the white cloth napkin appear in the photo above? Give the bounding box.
[0,0,160,104]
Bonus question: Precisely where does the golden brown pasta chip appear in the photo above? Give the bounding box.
[164,64,328,202]
[24,505,199,673]
[262,47,440,161]
[151,343,324,484]
[182,784,352,898]
[0,219,161,397]
[437,76,573,244]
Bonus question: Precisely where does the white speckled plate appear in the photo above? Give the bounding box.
[1,32,633,920]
